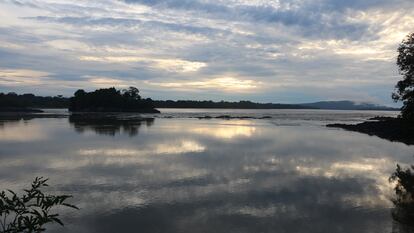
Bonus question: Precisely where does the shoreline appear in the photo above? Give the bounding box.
[327,117,414,145]
[0,107,44,113]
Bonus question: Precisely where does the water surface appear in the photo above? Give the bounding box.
[0,109,412,233]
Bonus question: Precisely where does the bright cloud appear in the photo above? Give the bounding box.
[86,76,129,88]
[0,68,51,86]
[80,56,206,72]
[146,77,260,92]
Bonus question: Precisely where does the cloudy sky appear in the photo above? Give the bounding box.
[0,0,413,105]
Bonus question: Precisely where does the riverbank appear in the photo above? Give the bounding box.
[0,107,44,113]
[327,117,414,145]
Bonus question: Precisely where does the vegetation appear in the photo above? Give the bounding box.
[153,100,313,109]
[2,91,396,111]
[0,93,68,109]
[390,165,414,226]
[68,87,159,113]
[393,32,414,122]
[0,177,78,233]
[0,91,314,110]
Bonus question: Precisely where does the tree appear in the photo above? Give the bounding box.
[393,32,414,121]
[122,87,141,100]
[0,177,78,233]
[68,87,158,112]
[74,89,86,98]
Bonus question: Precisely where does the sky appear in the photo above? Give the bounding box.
[0,0,413,105]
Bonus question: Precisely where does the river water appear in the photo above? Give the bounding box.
[0,109,412,233]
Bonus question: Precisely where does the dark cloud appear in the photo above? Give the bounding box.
[122,0,375,40]
[28,15,231,39]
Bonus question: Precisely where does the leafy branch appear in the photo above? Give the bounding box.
[0,177,78,233]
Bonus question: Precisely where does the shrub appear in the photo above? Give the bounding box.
[0,177,78,233]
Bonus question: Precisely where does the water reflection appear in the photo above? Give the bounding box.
[69,114,154,136]
[78,141,205,157]
[0,115,413,233]
[0,115,49,142]
[390,164,414,233]
[190,120,257,139]
[0,114,64,126]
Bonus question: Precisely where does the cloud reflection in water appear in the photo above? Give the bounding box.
[0,116,413,233]
[190,120,257,139]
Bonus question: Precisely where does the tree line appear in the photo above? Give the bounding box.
[0,91,314,110]
[0,92,68,108]
[69,88,315,110]
[152,100,313,109]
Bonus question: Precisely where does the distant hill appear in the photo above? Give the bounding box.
[300,100,398,111]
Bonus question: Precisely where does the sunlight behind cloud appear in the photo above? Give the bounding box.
[86,76,129,88]
[146,77,260,92]
[79,56,206,73]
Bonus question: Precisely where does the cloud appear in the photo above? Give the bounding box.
[0,68,51,86]
[145,77,261,92]
[79,56,206,73]
[86,76,130,88]
[0,0,413,104]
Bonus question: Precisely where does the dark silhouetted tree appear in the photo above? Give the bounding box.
[68,87,158,113]
[393,32,414,121]
[122,87,141,100]
[0,177,78,233]
[0,93,69,109]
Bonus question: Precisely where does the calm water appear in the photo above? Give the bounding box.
[0,109,413,233]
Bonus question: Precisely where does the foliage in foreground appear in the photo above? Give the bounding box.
[390,164,414,226]
[0,177,78,233]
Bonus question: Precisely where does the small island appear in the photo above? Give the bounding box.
[69,87,160,113]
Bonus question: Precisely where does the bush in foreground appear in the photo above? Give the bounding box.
[0,177,78,233]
